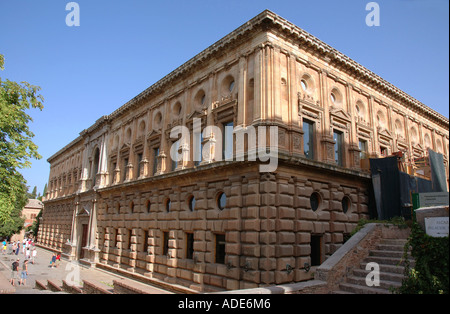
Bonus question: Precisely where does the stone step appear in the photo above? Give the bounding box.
[330,289,354,294]
[47,279,63,292]
[352,268,405,283]
[62,280,83,294]
[346,275,402,291]
[376,243,409,252]
[364,256,414,267]
[35,279,48,290]
[369,249,405,258]
[380,239,408,245]
[360,262,406,275]
[338,282,393,294]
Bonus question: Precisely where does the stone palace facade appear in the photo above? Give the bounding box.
[38,10,449,292]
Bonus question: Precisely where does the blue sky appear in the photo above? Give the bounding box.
[0,0,448,196]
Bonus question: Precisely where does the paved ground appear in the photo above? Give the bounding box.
[0,246,171,294]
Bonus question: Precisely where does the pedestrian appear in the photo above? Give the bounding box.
[19,259,28,286]
[31,245,37,264]
[11,242,16,255]
[25,247,31,260]
[50,253,56,268]
[55,253,61,268]
[2,240,7,255]
[15,241,20,255]
[10,258,20,286]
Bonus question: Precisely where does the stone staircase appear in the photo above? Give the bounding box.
[333,238,413,294]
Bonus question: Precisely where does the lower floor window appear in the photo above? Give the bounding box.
[215,234,226,264]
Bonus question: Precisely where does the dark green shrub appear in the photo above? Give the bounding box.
[398,222,449,294]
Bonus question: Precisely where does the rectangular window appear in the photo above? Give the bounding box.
[162,231,169,256]
[194,133,203,166]
[127,229,132,250]
[111,162,117,184]
[143,230,149,254]
[223,121,234,161]
[123,158,129,181]
[136,153,143,178]
[303,119,315,160]
[186,232,194,259]
[333,130,343,166]
[215,234,226,264]
[359,139,367,160]
[172,141,179,171]
[380,146,388,157]
[152,147,159,175]
[310,235,322,266]
[113,229,118,248]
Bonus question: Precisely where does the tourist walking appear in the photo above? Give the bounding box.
[15,241,20,255]
[55,253,61,268]
[25,247,31,260]
[2,240,6,255]
[31,245,37,264]
[50,253,56,268]
[10,258,20,286]
[19,259,28,286]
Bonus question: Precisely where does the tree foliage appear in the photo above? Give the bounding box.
[0,54,43,237]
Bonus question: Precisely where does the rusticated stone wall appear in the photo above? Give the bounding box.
[38,199,74,251]
[95,162,369,291]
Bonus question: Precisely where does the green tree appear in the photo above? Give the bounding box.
[30,186,37,199]
[0,54,43,238]
[38,183,47,201]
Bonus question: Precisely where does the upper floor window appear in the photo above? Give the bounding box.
[300,79,308,91]
[228,80,235,92]
[122,158,129,181]
[92,148,100,182]
[359,139,367,160]
[333,130,343,166]
[303,119,315,160]
[136,153,143,178]
[194,133,203,166]
[152,147,159,175]
[171,141,179,171]
[222,121,234,160]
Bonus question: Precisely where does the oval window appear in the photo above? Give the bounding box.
[188,195,196,212]
[217,192,227,210]
[165,198,171,212]
[301,80,308,91]
[330,92,336,103]
[228,80,235,92]
[342,196,351,214]
[310,192,320,212]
